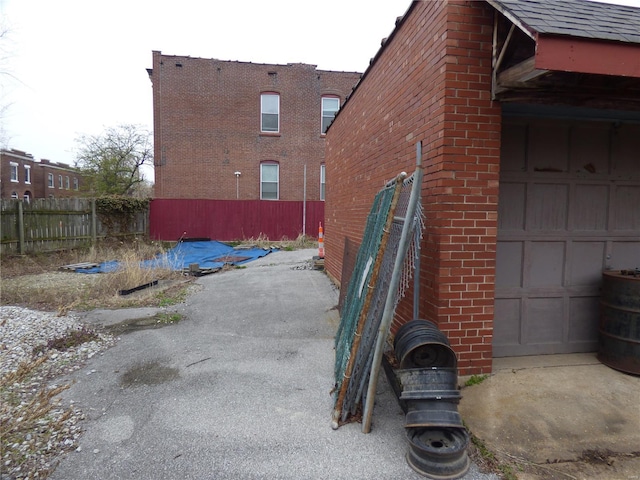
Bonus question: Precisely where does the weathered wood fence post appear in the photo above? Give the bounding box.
[17,200,25,255]
[91,198,97,245]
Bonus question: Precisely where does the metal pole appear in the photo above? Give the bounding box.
[413,142,422,320]
[362,141,423,433]
[302,164,307,237]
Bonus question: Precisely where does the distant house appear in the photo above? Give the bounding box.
[325,0,640,375]
[147,51,361,241]
[0,149,83,200]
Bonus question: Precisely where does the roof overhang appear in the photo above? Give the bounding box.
[535,34,640,78]
[487,0,640,106]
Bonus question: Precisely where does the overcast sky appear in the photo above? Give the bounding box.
[2,0,639,170]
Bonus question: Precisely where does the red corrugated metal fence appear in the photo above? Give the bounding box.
[150,199,324,241]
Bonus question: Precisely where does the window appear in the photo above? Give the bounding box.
[10,162,18,182]
[58,175,63,188]
[65,176,70,189]
[11,191,18,199]
[320,165,326,201]
[260,163,279,200]
[321,96,340,134]
[48,173,54,188]
[24,166,31,184]
[73,178,79,190]
[261,93,279,132]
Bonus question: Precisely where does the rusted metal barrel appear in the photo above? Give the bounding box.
[598,270,640,375]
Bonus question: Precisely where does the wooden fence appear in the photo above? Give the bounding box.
[0,198,148,255]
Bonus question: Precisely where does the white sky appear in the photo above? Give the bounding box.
[2,0,639,170]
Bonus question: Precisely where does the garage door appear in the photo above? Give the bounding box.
[494,117,640,357]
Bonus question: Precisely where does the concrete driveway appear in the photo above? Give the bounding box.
[51,249,495,480]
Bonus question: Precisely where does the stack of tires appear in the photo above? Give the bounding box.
[393,320,470,479]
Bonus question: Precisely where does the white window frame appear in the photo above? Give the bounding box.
[261,93,280,133]
[73,177,79,190]
[10,162,18,182]
[58,175,63,188]
[320,164,326,201]
[65,176,70,189]
[11,191,18,199]
[24,165,31,184]
[260,163,279,200]
[321,96,340,134]
[48,173,54,188]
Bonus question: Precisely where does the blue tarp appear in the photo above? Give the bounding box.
[76,241,276,274]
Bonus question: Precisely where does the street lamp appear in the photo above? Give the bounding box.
[234,171,241,199]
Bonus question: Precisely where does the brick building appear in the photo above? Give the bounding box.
[147,51,361,241]
[325,0,640,374]
[1,149,83,200]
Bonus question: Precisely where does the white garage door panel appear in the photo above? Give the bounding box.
[494,118,640,357]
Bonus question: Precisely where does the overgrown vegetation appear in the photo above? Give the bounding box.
[0,239,191,313]
[0,356,77,479]
[95,196,150,236]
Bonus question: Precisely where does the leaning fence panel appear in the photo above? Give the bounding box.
[332,142,424,431]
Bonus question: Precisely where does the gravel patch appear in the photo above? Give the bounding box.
[0,306,115,479]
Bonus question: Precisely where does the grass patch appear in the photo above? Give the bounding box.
[464,374,490,387]
[156,312,183,324]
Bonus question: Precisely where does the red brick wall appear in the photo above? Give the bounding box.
[149,52,360,202]
[325,0,501,374]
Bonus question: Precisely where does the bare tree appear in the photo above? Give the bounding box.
[74,124,153,196]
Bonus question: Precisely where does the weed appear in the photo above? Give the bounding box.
[155,312,183,324]
[32,326,100,357]
[155,285,189,307]
[0,356,77,479]
[468,429,518,480]
[464,374,489,387]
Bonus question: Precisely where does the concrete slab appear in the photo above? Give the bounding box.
[460,354,640,479]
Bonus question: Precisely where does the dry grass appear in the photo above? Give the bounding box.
[0,355,76,478]
[1,239,190,313]
[235,233,317,251]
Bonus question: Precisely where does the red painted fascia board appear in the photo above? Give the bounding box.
[535,34,640,78]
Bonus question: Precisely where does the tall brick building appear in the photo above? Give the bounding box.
[326,0,640,374]
[147,51,360,241]
[1,148,83,200]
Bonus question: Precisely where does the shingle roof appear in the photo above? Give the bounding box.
[486,0,640,44]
